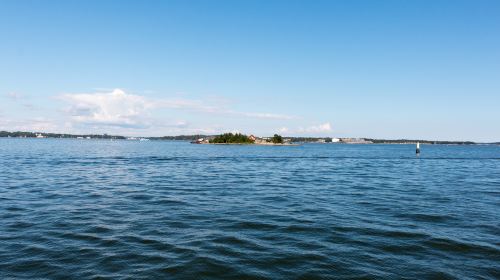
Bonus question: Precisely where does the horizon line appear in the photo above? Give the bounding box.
[0,130,493,143]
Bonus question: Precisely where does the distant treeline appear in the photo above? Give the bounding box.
[146,135,330,142]
[149,135,211,141]
[364,138,476,145]
[288,137,333,142]
[0,131,488,145]
[0,131,126,139]
[210,133,254,144]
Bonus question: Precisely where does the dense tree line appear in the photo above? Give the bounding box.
[0,131,125,139]
[149,135,211,141]
[209,133,254,144]
[271,134,283,144]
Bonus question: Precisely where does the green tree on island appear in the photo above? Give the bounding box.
[209,133,255,144]
[271,134,283,144]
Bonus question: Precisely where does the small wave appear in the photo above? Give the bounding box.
[423,237,500,256]
[395,213,457,223]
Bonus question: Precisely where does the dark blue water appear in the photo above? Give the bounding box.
[1,139,499,279]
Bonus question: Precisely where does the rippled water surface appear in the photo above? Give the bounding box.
[1,139,499,279]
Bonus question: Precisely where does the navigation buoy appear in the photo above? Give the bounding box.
[416,142,420,155]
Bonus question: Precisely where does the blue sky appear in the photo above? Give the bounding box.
[0,0,499,141]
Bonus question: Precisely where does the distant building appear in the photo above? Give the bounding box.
[248,135,256,141]
[191,138,209,144]
[339,138,373,144]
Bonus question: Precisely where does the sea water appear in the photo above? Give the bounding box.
[1,139,499,279]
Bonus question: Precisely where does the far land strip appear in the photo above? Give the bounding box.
[0,130,492,145]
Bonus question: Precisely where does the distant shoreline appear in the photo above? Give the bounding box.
[197,142,300,146]
[0,131,496,145]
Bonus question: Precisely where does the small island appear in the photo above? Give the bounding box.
[191,133,297,146]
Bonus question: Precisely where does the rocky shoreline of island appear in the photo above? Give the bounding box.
[190,133,298,145]
[204,142,299,146]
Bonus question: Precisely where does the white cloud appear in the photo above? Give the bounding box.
[279,122,333,135]
[60,89,152,128]
[0,88,304,135]
[279,127,289,133]
[1,88,331,137]
[301,122,332,133]
[59,88,297,131]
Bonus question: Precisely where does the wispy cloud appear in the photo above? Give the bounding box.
[1,88,326,136]
[4,92,39,110]
[299,122,332,133]
[237,112,297,120]
[156,98,297,120]
[154,98,219,113]
[6,92,23,100]
[278,122,333,135]
[59,89,297,131]
[0,117,58,132]
[278,127,289,133]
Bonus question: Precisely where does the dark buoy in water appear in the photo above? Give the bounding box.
[416,142,420,155]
